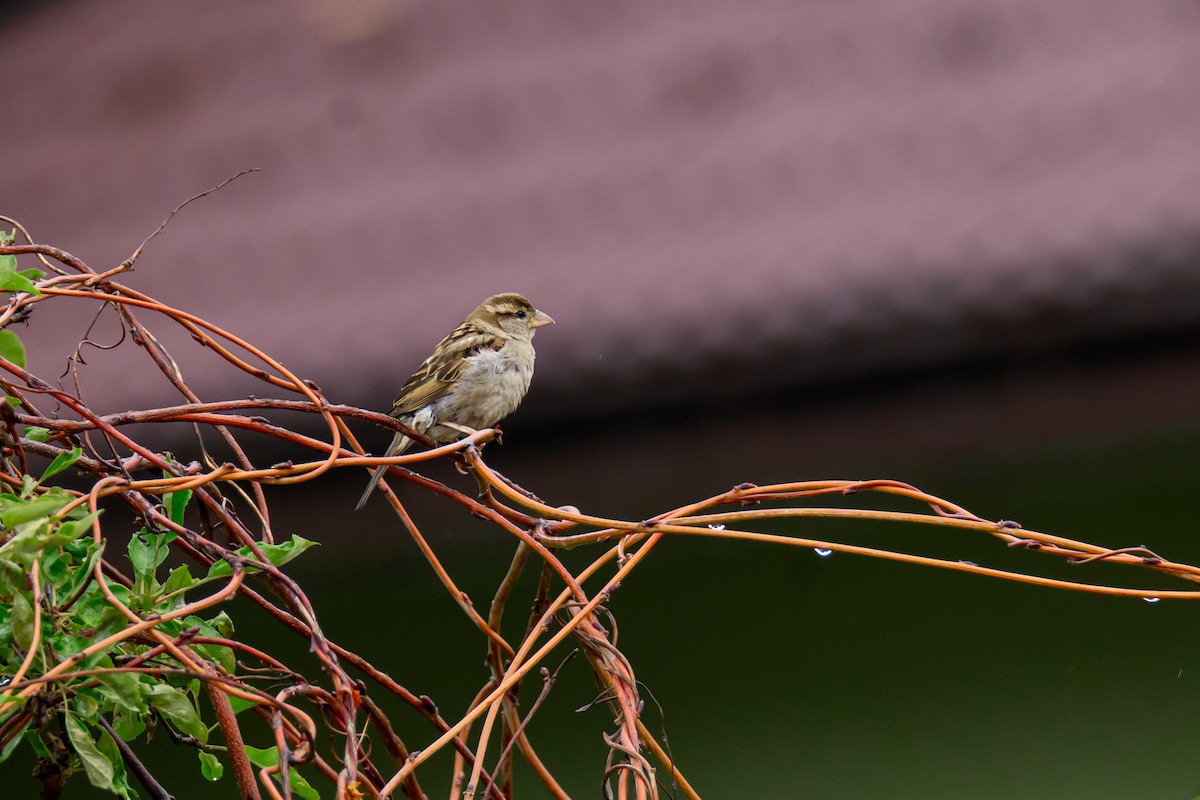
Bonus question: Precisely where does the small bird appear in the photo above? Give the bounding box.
[355,293,554,510]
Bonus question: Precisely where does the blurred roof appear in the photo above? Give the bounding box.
[6,0,1200,423]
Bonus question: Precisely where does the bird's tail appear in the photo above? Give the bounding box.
[355,431,412,511]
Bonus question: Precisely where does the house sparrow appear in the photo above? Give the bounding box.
[355,293,554,510]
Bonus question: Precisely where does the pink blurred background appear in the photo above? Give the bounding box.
[7,0,1200,437]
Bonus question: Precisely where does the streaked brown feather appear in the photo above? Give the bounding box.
[388,323,506,417]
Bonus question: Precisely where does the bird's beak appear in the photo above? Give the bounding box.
[531,310,555,328]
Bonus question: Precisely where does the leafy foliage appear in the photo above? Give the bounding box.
[0,472,269,796]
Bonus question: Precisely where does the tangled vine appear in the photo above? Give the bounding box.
[0,206,1197,800]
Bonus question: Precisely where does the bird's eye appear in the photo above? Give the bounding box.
[515,310,527,319]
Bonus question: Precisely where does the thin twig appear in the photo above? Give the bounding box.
[126,169,261,266]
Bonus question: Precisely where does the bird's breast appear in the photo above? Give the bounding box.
[433,342,535,430]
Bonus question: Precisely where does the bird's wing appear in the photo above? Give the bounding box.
[389,322,505,417]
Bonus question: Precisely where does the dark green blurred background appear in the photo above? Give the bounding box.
[284,364,1200,800]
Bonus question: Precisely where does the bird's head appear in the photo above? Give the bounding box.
[471,293,555,341]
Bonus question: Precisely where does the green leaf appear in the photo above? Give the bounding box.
[41,549,69,586]
[95,726,137,800]
[175,615,209,636]
[62,534,94,558]
[163,564,194,596]
[0,258,39,294]
[0,557,24,592]
[0,604,13,650]
[57,540,103,604]
[128,529,174,587]
[148,684,206,743]
[0,330,26,367]
[1,494,65,528]
[24,726,50,758]
[289,767,321,800]
[242,746,320,800]
[3,519,48,554]
[126,530,153,578]
[72,691,101,725]
[76,593,107,627]
[6,510,100,555]
[111,710,146,742]
[23,426,50,443]
[164,485,192,526]
[55,511,100,541]
[179,613,230,639]
[243,744,277,768]
[65,713,115,792]
[86,602,131,642]
[195,642,236,675]
[199,751,224,782]
[227,695,261,715]
[207,610,234,638]
[40,446,82,482]
[11,590,33,650]
[0,718,28,762]
[9,525,61,555]
[205,534,318,580]
[51,634,93,660]
[94,669,149,715]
